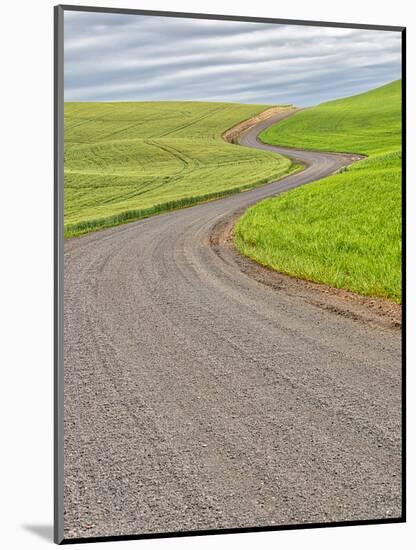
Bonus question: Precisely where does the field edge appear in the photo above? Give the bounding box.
[64,106,300,239]
[64,162,301,239]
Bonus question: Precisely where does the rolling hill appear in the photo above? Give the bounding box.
[64,102,293,237]
[235,80,402,302]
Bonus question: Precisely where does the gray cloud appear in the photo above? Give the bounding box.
[64,11,401,106]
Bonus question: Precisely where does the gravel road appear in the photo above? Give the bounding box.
[63,111,402,540]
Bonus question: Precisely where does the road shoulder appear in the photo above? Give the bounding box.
[210,212,401,330]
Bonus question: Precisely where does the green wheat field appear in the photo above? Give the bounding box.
[64,102,293,238]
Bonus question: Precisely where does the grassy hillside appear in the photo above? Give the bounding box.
[259,80,401,155]
[64,102,293,237]
[235,81,402,302]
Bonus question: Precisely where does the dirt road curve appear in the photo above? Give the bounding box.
[63,112,402,539]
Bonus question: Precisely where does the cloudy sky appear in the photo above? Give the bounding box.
[64,11,401,106]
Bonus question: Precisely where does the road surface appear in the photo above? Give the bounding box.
[63,111,402,539]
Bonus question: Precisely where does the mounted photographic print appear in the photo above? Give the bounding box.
[54,5,405,544]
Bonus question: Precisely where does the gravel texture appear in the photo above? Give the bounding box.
[63,112,402,540]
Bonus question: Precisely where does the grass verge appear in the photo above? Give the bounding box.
[64,165,300,238]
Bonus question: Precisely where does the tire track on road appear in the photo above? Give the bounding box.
[63,111,401,539]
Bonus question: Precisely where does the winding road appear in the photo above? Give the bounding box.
[63,112,402,539]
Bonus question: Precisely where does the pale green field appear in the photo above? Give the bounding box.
[235,81,402,302]
[64,102,293,237]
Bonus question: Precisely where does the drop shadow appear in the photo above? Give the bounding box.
[22,524,53,542]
